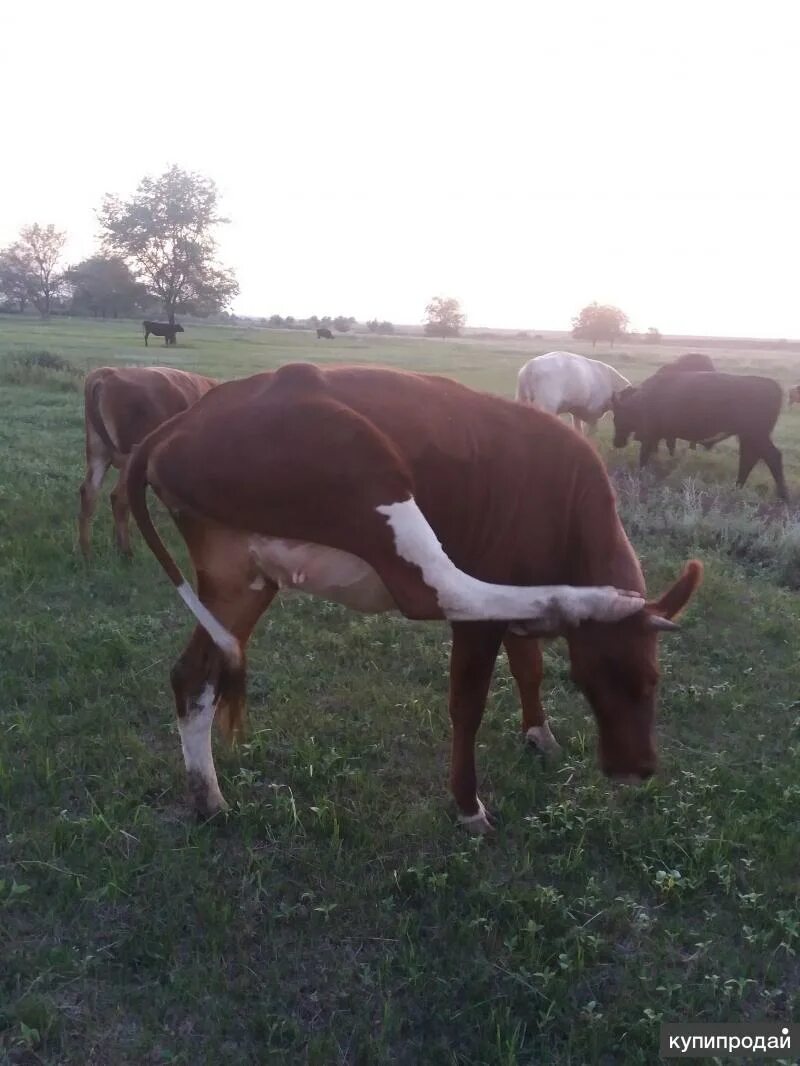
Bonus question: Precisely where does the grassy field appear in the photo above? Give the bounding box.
[2,317,800,1065]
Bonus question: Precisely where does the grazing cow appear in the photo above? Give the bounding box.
[126,363,700,831]
[655,352,716,376]
[78,366,217,558]
[653,353,717,456]
[143,320,185,346]
[516,351,631,434]
[316,327,334,339]
[789,386,800,406]
[612,371,787,499]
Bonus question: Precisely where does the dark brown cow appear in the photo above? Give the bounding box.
[126,363,700,831]
[612,371,787,499]
[654,352,716,376]
[653,353,717,456]
[316,327,334,339]
[79,366,217,558]
[143,321,185,346]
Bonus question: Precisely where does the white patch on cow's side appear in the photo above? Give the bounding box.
[525,723,562,754]
[249,575,266,591]
[178,683,227,811]
[177,581,241,662]
[376,499,644,624]
[248,537,396,613]
[458,797,493,834]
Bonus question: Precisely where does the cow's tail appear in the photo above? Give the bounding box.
[85,377,118,455]
[126,433,246,741]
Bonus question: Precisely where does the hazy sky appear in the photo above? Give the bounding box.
[3,0,799,335]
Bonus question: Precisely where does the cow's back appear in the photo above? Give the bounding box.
[95,367,216,455]
[638,372,782,440]
[517,351,602,411]
[151,363,635,589]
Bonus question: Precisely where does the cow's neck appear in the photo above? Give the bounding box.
[566,474,646,594]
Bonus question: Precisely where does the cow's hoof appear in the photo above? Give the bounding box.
[525,724,562,755]
[458,798,495,835]
[188,772,229,821]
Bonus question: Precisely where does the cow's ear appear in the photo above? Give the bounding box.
[646,560,703,624]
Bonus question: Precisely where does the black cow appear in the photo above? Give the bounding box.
[143,321,185,347]
[316,327,334,339]
[612,371,787,499]
[653,353,717,455]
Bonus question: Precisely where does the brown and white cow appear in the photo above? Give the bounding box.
[126,363,701,832]
[78,366,217,558]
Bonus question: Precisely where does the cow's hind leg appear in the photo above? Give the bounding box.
[110,467,132,557]
[169,519,277,817]
[78,440,112,559]
[759,439,788,500]
[449,622,505,832]
[503,633,560,754]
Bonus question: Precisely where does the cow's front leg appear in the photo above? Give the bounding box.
[639,437,657,468]
[449,622,505,833]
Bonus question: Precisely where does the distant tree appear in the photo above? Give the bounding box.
[646,326,662,343]
[0,244,36,312]
[333,315,353,333]
[1,224,67,317]
[284,315,296,327]
[66,255,148,318]
[571,302,629,348]
[424,295,465,337]
[268,314,285,327]
[98,165,238,326]
[307,315,320,328]
[319,315,332,328]
[367,318,394,334]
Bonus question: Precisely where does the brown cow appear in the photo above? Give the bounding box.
[125,363,700,832]
[612,371,787,499]
[653,353,717,456]
[78,366,217,558]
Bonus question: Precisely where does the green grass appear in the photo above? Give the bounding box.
[1,317,800,1064]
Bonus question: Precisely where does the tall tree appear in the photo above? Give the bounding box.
[571,302,629,348]
[98,165,238,325]
[0,245,36,312]
[424,296,465,337]
[2,225,66,316]
[65,256,149,318]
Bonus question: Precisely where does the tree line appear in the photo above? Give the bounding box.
[0,167,651,345]
[0,167,238,324]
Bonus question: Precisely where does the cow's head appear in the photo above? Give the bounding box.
[175,324,185,333]
[611,386,644,448]
[565,560,702,781]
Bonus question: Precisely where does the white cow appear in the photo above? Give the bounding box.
[516,351,631,434]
